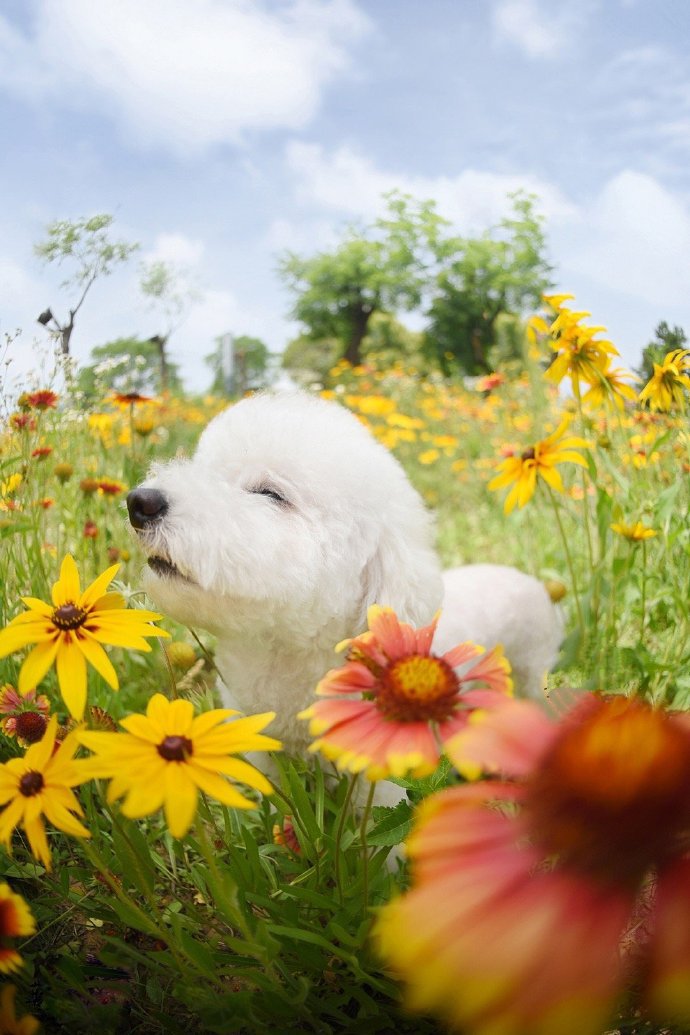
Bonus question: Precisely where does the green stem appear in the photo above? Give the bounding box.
[335,774,358,906]
[359,780,376,914]
[639,538,648,645]
[546,484,585,639]
[81,840,189,975]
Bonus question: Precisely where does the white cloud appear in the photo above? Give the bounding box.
[0,0,369,154]
[560,170,690,306]
[144,234,205,267]
[285,141,576,229]
[491,0,589,59]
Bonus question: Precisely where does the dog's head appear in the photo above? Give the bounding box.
[127,392,443,643]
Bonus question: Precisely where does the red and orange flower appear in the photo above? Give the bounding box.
[376,693,690,1035]
[299,606,512,781]
[0,685,50,747]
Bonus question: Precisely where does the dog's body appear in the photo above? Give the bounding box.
[128,391,561,754]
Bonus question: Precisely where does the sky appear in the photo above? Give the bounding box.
[1,0,690,394]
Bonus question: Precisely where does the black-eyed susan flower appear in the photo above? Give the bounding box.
[639,349,690,412]
[581,364,640,412]
[0,883,36,974]
[0,716,92,870]
[0,984,39,1035]
[0,555,169,719]
[611,520,657,542]
[299,606,512,781]
[375,694,690,1035]
[488,418,589,514]
[78,694,281,839]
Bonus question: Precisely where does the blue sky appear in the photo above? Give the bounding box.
[1,0,689,392]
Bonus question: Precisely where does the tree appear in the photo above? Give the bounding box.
[637,321,687,381]
[35,215,139,355]
[74,337,182,404]
[140,260,198,392]
[278,192,445,368]
[205,334,271,395]
[425,192,552,374]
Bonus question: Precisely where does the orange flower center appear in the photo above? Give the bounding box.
[52,603,87,630]
[157,735,193,762]
[525,696,690,886]
[376,655,459,723]
[19,771,44,797]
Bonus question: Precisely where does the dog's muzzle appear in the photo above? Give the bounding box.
[127,488,168,530]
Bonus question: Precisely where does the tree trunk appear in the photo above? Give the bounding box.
[344,305,372,366]
[149,334,169,393]
[60,315,75,356]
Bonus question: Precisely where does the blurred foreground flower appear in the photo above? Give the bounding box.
[376,694,690,1035]
[299,606,512,781]
[488,418,589,514]
[639,349,690,412]
[0,555,169,719]
[0,985,39,1035]
[0,717,91,870]
[0,883,36,973]
[78,694,281,838]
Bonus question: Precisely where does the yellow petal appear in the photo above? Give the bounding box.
[19,597,54,616]
[18,638,60,693]
[163,764,198,837]
[24,715,59,770]
[187,763,256,809]
[79,563,120,610]
[191,755,273,795]
[166,699,195,736]
[52,555,81,607]
[76,632,119,690]
[56,637,88,719]
[23,814,51,869]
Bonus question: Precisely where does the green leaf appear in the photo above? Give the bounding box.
[367,799,414,846]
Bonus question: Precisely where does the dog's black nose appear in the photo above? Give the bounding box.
[127,488,168,529]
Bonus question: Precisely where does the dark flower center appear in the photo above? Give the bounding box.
[15,712,48,744]
[524,696,690,886]
[19,770,45,797]
[376,655,459,723]
[520,447,536,461]
[52,603,87,630]
[157,735,193,762]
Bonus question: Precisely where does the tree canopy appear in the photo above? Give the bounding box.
[425,192,552,374]
[278,192,445,368]
[35,214,139,355]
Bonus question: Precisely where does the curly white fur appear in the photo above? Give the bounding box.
[131,391,562,755]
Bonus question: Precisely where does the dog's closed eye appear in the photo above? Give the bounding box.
[248,485,290,506]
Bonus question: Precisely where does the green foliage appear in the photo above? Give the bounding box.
[279,191,445,367]
[425,191,552,374]
[75,337,183,403]
[34,215,139,356]
[205,335,272,395]
[637,320,688,381]
[281,335,341,387]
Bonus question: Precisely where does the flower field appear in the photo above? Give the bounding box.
[2,297,690,1034]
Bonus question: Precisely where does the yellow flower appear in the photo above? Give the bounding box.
[0,884,36,974]
[488,419,590,514]
[0,717,92,870]
[78,694,281,838]
[418,449,440,465]
[0,985,40,1035]
[0,555,169,719]
[611,521,657,541]
[581,364,640,412]
[638,349,690,411]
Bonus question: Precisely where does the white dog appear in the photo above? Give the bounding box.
[127,391,561,754]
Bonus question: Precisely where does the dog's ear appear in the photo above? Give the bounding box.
[360,513,443,630]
